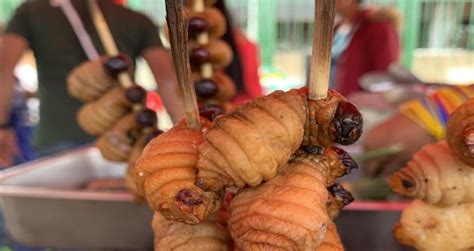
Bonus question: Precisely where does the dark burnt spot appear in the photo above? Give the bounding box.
[332,147,358,173]
[195,79,218,99]
[144,129,164,144]
[190,47,210,66]
[136,109,158,127]
[125,85,147,103]
[199,104,225,121]
[302,145,324,155]
[188,17,208,38]
[328,184,354,206]
[176,189,203,206]
[103,54,129,77]
[401,179,415,188]
[331,101,363,145]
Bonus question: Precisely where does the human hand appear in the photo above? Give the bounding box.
[0,128,19,167]
[362,113,435,177]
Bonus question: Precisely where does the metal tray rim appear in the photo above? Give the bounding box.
[0,147,133,202]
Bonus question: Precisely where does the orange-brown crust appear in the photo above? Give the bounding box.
[152,211,231,251]
[77,87,132,135]
[304,90,347,147]
[196,89,308,191]
[390,141,474,207]
[67,57,117,102]
[134,119,223,224]
[447,98,474,167]
[228,155,333,250]
[125,134,148,201]
[96,112,141,162]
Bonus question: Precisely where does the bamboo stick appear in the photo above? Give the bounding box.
[166,0,201,129]
[87,0,133,89]
[308,0,336,100]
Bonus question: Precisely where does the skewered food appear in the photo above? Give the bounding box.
[163,7,227,40]
[187,7,227,40]
[126,129,163,199]
[390,141,474,207]
[96,109,157,162]
[193,71,236,105]
[67,57,117,102]
[189,40,233,71]
[304,90,363,147]
[196,88,362,192]
[96,112,138,161]
[67,55,130,102]
[196,88,306,191]
[227,146,356,250]
[394,200,474,251]
[134,118,223,224]
[447,98,474,167]
[77,85,146,135]
[152,211,231,251]
[184,0,237,108]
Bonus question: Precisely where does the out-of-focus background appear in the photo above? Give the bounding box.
[0,1,472,250]
[2,0,473,94]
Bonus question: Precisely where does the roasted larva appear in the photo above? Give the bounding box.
[196,88,362,192]
[134,119,223,224]
[394,200,474,251]
[67,55,131,102]
[96,109,157,162]
[152,211,231,251]
[447,97,474,167]
[77,85,146,135]
[227,147,356,250]
[126,129,163,199]
[391,141,474,207]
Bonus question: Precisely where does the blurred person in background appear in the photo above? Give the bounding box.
[330,0,401,96]
[0,24,36,168]
[0,0,183,167]
[214,0,263,104]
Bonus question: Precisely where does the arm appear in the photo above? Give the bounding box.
[0,34,29,166]
[362,113,435,177]
[142,47,183,123]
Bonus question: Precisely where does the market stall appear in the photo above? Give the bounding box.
[0,0,473,250]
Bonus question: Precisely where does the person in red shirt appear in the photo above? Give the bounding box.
[331,0,401,96]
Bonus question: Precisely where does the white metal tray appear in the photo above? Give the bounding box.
[0,147,153,250]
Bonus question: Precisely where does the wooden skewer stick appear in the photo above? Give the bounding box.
[308,0,336,100]
[87,0,133,89]
[166,0,201,129]
[192,0,213,79]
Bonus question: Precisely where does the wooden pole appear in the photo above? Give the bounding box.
[166,0,201,129]
[87,0,134,89]
[308,0,336,100]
